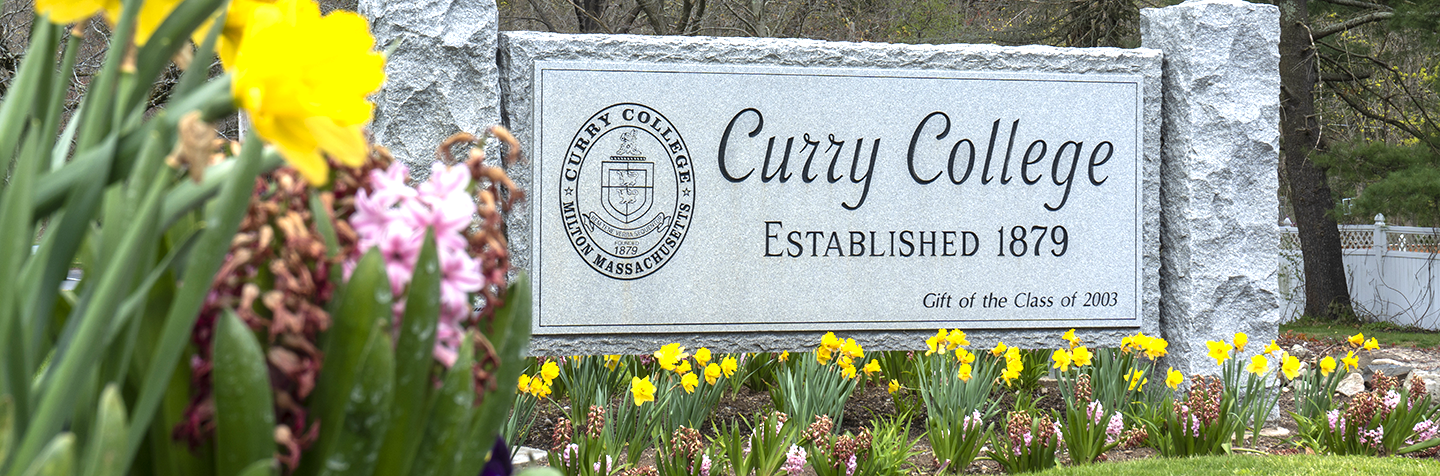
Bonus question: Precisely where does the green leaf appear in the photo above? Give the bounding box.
[1397,436,1440,455]
[235,459,277,476]
[79,385,127,476]
[0,396,12,464]
[0,20,57,161]
[17,433,73,476]
[458,274,533,476]
[297,249,390,476]
[317,320,395,476]
[213,309,276,476]
[372,230,441,476]
[409,329,476,476]
[517,467,563,476]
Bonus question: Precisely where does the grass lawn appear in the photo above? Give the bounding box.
[1281,317,1440,349]
[1036,454,1440,475]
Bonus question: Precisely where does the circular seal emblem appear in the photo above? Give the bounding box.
[558,103,695,280]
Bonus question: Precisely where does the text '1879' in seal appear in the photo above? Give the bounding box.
[559,103,695,280]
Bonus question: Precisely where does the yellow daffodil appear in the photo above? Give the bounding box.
[926,329,946,355]
[991,341,1008,357]
[705,363,722,385]
[517,374,532,394]
[1062,329,1078,349]
[1052,349,1073,372]
[1349,332,1365,347]
[605,355,621,370]
[695,348,712,366]
[231,0,385,185]
[677,360,692,375]
[1125,369,1147,390]
[1121,332,1142,353]
[631,376,656,406]
[1002,367,1019,385]
[530,378,551,399]
[959,363,974,382]
[1206,340,1233,365]
[816,346,835,365]
[1281,353,1301,380]
[38,0,185,46]
[1071,346,1093,367]
[778,351,789,362]
[1342,351,1359,371]
[843,338,864,360]
[946,329,970,350]
[654,343,689,371]
[1320,356,1337,376]
[821,332,842,351]
[1142,336,1169,359]
[721,356,738,378]
[1246,354,1269,375]
[1364,337,1379,351]
[888,379,900,394]
[1233,333,1249,353]
[840,364,858,379]
[681,372,699,393]
[541,360,560,383]
[1166,367,1183,389]
[862,359,881,376]
[1263,340,1281,354]
[194,0,278,67]
[956,348,975,365]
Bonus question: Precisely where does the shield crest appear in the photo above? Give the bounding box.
[601,160,653,224]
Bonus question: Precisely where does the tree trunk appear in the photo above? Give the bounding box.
[575,0,606,33]
[1279,0,1355,320]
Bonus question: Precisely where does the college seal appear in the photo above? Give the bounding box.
[559,103,695,280]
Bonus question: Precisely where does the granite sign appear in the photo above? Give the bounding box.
[527,61,1151,335]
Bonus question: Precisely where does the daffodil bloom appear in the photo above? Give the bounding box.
[991,341,1008,357]
[654,343,689,371]
[888,379,900,394]
[816,346,835,365]
[946,329,969,349]
[821,332,842,351]
[631,376,656,406]
[778,351,789,362]
[841,365,858,379]
[677,360,692,375]
[1125,370,1147,390]
[721,356,738,378]
[694,348,712,366]
[838,357,856,373]
[1342,351,1359,371]
[605,355,621,370]
[1121,333,1141,353]
[1071,346,1093,367]
[1364,337,1379,350]
[1062,329,1078,349]
[681,372,699,393]
[959,363,974,382]
[1142,336,1169,359]
[231,0,385,185]
[862,359,881,376]
[541,361,560,383]
[1245,354,1269,375]
[37,0,184,45]
[517,374,532,394]
[1320,356,1337,376]
[1206,340,1233,365]
[956,348,975,365]
[1052,349,1073,372]
[1166,367,1183,389]
[842,338,864,360]
[705,363,722,385]
[1281,353,1301,380]
[197,0,277,67]
[530,378,551,399]
[1233,333,1249,353]
[1001,367,1019,385]
[1263,340,1280,354]
[926,330,946,355]
[1348,332,1365,347]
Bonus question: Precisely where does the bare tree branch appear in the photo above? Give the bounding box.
[1316,0,1391,11]
[1313,11,1394,40]
[521,0,562,32]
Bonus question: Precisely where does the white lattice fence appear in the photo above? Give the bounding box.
[1280,214,1440,329]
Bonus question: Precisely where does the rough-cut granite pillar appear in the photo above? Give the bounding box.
[358,0,501,180]
[1141,0,1281,376]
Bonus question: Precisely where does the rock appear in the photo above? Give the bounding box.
[1289,344,1310,360]
[1259,427,1291,437]
[1140,0,1282,377]
[1366,359,1413,379]
[358,0,503,180]
[512,446,547,465]
[1337,371,1365,397]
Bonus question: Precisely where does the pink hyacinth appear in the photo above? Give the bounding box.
[782,445,806,476]
[1105,413,1124,445]
[844,454,857,476]
[348,162,484,367]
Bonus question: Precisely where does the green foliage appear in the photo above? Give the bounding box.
[769,353,859,431]
[1314,140,1440,226]
[914,347,997,474]
[987,410,1062,474]
[860,413,921,476]
[1032,454,1440,475]
[715,411,796,476]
